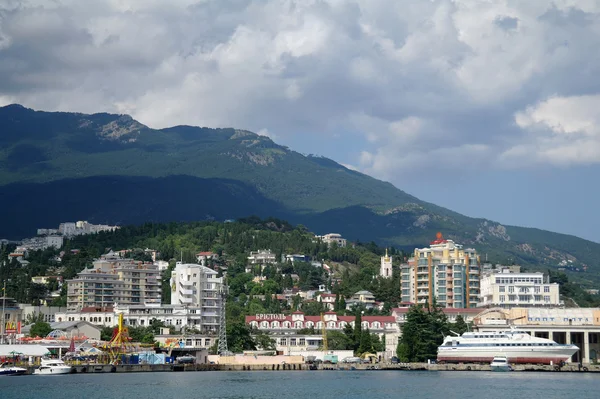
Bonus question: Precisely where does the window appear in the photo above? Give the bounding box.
[544,286,550,293]
[544,296,550,302]
[299,338,306,346]
[534,286,540,293]
[280,338,287,346]
[508,286,514,293]
[499,295,505,302]
[499,286,505,293]
[290,338,297,346]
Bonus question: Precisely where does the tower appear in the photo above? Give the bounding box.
[380,249,393,278]
[217,283,230,356]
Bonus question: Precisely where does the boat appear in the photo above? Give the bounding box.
[490,355,512,372]
[437,329,579,365]
[0,362,27,376]
[175,355,196,364]
[33,358,72,375]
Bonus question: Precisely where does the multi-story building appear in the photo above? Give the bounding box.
[246,311,400,359]
[169,263,224,332]
[315,233,347,248]
[66,253,161,311]
[401,233,480,308]
[247,250,277,265]
[479,265,561,308]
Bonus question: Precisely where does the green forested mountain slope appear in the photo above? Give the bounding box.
[0,104,598,285]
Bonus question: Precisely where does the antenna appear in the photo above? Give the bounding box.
[217,281,230,356]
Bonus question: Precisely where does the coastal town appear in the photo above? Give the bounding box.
[1,220,599,375]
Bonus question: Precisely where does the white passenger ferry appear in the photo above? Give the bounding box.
[437,329,579,364]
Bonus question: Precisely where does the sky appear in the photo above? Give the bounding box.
[1,0,599,242]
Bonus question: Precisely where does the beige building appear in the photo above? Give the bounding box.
[475,307,600,364]
[479,266,561,308]
[66,252,161,311]
[401,233,480,308]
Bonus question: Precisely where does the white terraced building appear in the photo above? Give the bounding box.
[479,266,561,308]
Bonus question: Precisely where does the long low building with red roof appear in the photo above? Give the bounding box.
[245,311,400,359]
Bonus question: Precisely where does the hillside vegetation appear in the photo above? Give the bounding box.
[1,104,599,286]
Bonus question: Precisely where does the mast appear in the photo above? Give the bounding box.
[1,281,6,344]
[217,281,229,356]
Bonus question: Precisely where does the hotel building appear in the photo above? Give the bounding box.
[478,265,561,308]
[401,233,480,308]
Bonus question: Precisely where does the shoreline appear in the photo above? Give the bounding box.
[16,362,600,375]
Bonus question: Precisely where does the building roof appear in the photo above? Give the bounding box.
[0,344,50,357]
[246,312,395,324]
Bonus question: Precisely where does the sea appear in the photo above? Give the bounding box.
[1,370,599,399]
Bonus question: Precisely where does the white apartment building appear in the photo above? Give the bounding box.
[479,266,561,308]
[247,250,277,265]
[316,233,347,248]
[401,233,480,308]
[66,255,161,311]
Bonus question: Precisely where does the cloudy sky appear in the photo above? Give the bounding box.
[1,0,599,242]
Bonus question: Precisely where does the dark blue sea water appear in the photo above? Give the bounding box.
[1,370,599,399]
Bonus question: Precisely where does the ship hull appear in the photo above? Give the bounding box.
[438,347,577,365]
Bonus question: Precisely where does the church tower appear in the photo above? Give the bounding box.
[380,249,392,278]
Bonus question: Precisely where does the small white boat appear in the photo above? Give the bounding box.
[0,362,27,376]
[490,355,512,372]
[33,358,72,375]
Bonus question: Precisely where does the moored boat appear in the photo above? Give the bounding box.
[437,329,579,365]
[490,355,512,371]
[0,362,27,376]
[33,358,72,375]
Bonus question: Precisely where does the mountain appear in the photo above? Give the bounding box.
[1,104,599,285]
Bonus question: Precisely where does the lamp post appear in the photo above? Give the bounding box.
[1,281,6,344]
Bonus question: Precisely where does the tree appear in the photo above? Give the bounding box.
[326,331,352,350]
[449,315,469,335]
[254,331,276,351]
[353,311,362,352]
[101,326,114,341]
[358,328,373,355]
[228,322,256,353]
[30,321,52,338]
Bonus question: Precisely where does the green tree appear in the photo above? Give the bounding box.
[29,321,52,338]
[254,331,276,351]
[326,330,352,350]
[228,322,256,353]
[449,315,469,335]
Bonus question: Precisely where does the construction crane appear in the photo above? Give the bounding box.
[320,313,328,352]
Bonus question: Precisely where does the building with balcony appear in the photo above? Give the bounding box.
[169,263,224,332]
[479,265,561,308]
[66,254,161,312]
[247,250,277,265]
[401,233,480,308]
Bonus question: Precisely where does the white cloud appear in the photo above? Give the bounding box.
[504,94,600,166]
[1,0,600,181]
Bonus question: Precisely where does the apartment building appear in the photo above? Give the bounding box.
[169,263,225,332]
[401,233,480,308]
[66,253,161,311]
[479,265,561,308]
